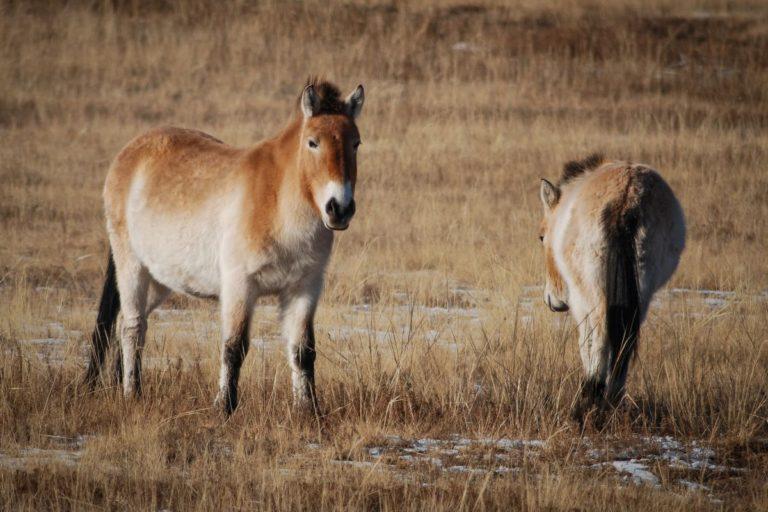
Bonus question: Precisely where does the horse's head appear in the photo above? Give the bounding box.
[298,80,364,231]
[539,179,569,312]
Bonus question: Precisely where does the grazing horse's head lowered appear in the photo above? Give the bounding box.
[537,154,685,421]
[298,80,364,231]
[539,178,569,312]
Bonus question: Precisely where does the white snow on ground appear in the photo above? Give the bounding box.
[678,479,711,492]
[584,434,746,504]
[20,337,67,345]
[604,460,660,487]
[398,305,480,319]
[0,448,81,470]
[360,435,547,478]
[0,436,90,471]
[643,436,743,473]
[346,432,743,502]
[12,286,764,369]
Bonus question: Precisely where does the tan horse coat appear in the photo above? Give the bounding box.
[85,79,364,415]
[540,155,685,416]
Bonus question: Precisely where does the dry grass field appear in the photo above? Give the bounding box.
[1,0,768,510]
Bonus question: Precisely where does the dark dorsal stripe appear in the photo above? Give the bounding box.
[559,153,605,185]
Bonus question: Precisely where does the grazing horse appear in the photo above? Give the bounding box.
[538,154,685,418]
[84,78,365,415]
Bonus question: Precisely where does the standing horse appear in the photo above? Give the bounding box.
[538,154,685,418]
[83,78,365,415]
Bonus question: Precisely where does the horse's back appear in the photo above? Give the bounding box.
[578,162,683,232]
[105,126,241,217]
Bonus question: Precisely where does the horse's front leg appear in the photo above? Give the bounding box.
[280,277,322,414]
[214,278,253,416]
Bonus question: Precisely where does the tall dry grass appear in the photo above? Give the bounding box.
[1,1,767,510]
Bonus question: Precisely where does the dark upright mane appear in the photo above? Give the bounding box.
[300,77,347,115]
[559,153,605,185]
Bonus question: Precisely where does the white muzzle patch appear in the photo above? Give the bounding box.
[318,181,354,227]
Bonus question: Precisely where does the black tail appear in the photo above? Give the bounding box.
[83,251,121,388]
[604,211,641,404]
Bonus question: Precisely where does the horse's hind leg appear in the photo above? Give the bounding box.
[110,238,150,398]
[573,302,611,420]
[112,279,170,387]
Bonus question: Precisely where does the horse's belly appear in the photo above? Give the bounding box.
[128,211,221,298]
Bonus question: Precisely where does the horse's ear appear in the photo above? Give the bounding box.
[540,179,560,210]
[346,84,364,119]
[301,85,317,118]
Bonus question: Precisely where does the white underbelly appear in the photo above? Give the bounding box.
[127,206,222,299]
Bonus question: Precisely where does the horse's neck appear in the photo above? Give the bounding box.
[260,117,322,244]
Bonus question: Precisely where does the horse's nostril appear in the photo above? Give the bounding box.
[325,198,339,216]
[347,199,356,217]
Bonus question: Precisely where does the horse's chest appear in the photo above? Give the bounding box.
[251,239,330,294]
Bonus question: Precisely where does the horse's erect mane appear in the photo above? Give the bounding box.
[300,76,347,116]
[559,153,605,185]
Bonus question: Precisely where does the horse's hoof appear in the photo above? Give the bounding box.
[213,392,236,417]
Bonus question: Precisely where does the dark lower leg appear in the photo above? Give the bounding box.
[113,343,123,388]
[572,376,606,422]
[217,331,249,415]
[290,325,319,414]
[607,353,632,405]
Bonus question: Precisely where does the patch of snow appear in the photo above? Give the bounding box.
[404,438,443,453]
[702,297,727,308]
[668,288,734,298]
[44,434,90,450]
[446,465,486,474]
[646,436,740,472]
[451,42,480,53]
[647,436,682,451]
[493,438,546,450]
[20,338,67,345]
[606,459,660,487]
[331,460,383,469]
[402,305,479,319]
[678,479,711,492]
[0,448,81,470]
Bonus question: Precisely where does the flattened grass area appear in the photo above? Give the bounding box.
[1,1,767,510]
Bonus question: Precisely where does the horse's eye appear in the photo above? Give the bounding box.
[308,139,319,149]
[539,235,544,243]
